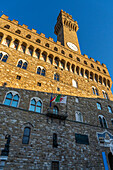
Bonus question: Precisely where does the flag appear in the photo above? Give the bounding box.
[50,93,53,107]
[50,95,67,104]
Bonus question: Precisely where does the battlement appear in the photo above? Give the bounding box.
[0,14,109,70]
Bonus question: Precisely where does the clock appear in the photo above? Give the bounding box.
[67,42,78,51]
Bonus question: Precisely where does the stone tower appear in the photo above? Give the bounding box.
[54,10,81,54]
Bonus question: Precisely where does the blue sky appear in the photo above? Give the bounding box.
[1,0,113,92]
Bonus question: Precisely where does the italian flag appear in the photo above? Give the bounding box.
[50,94,67,104]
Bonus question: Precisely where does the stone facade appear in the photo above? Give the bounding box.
[0,10,113,170]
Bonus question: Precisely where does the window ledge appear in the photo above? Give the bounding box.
[46,109,68,120]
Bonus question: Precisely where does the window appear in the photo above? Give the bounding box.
[108,106,112,113]
[45,43,49,47]
[85,70,89,78]
[69,54,72,58]
[84,60,87,65]
[42,52,47,62]
[99,115,107,128]
[0,52,8,62]
[36,39,41,43]
[61,50,65,54]
[5,37,11,47]
[54,47,58,51]
[53,106,59,114]
[55,57,59,67]
[26,34,31,39]
[91,64,94,68]
[48,55,53,64]
[17,60,28,70]
[4,25,10,29]
[75,97,79,103]
[15,29,21,34]
[29,98,42,113]
[4,92,19,107]
[13,39,19,50]
[22,127,31,144]
[97,102,102,110]
[92,87,99,96]
[37,67,46,76]
[57,87,60,91]
[16,75,21,80]
[61,60,65,69]
[103,69,106,74]
[80,68,84,77]
[35,49,40,59]
[111,120,113,125]
[77,57,80,62]
[54,73,59,81]
[52,161,59,170]
[75,111,83,122]
[21,43,26,53]
[72,79,78,88]
[75,134,89,145]
[0,33,3,42]
[37,82,41,86]
[102,91,108,99]
[28,46,33,56]
[97,66,100,71]
[53,133,58,148]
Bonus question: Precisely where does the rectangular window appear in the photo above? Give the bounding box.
[16,75,21,80]
[52,161,59,170]
[53,133,58,148]
[75,133,89,145]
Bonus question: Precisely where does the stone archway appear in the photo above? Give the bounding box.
[108,152,113,170]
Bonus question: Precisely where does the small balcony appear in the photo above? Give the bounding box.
[46,108,68,120]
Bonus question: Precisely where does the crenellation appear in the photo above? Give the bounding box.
[1,14,9,20]
[31,28,37,33]
[12,19,18,25]
[22,24,28,29]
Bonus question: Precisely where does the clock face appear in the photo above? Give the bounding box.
[67,42,78,51]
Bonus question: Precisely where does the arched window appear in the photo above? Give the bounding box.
[96,102,102,110]
[29,98,42,113]
[36,39,41,43]
[17,60,23,68]
[4,92,19,107]
[75,111,83,122]
[5,36,11,47]
[42,52,47,62]
[55,57,59,67]
[99,115,107,128]
[61,50,65,54]
[41,69,45,76]
[95,74,98,82]
[35,49,40,59]
[84,61,87,65]
[90,72,93,80]
[0,32,3,43]
[2,55,8,62]
[72,79,78,88]
[71,64,75,73]
[21,43,26,53]
[97,67,100,71]
[54,47,58,51]
[22,62,27,70]
[76,66,79,75]
[107,80,110,88]
[48,55,53,64]
[0,52,8,62]
[61,60,65,69]
[17,60,28,70]
[22,127,31,144]
[54,73,59,81]
[4,25,10,29]
[92,87,99,96]
[45,43,49,47]
[85,70,89,78]
[15,30,21,34]
[53,106,59,114]
[99,76,102,84]
[26,34,31,39]
[67,62,70,71]
[91,64,94,68]
[80,68,84,77]
[37,67,46,76]
[103,78,106,86]
[13,39,19,50]
[102,91,108,99]
[108,106,112,113]
[28,46,34,56]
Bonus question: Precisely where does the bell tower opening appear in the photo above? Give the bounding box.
[54,10,81,54]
